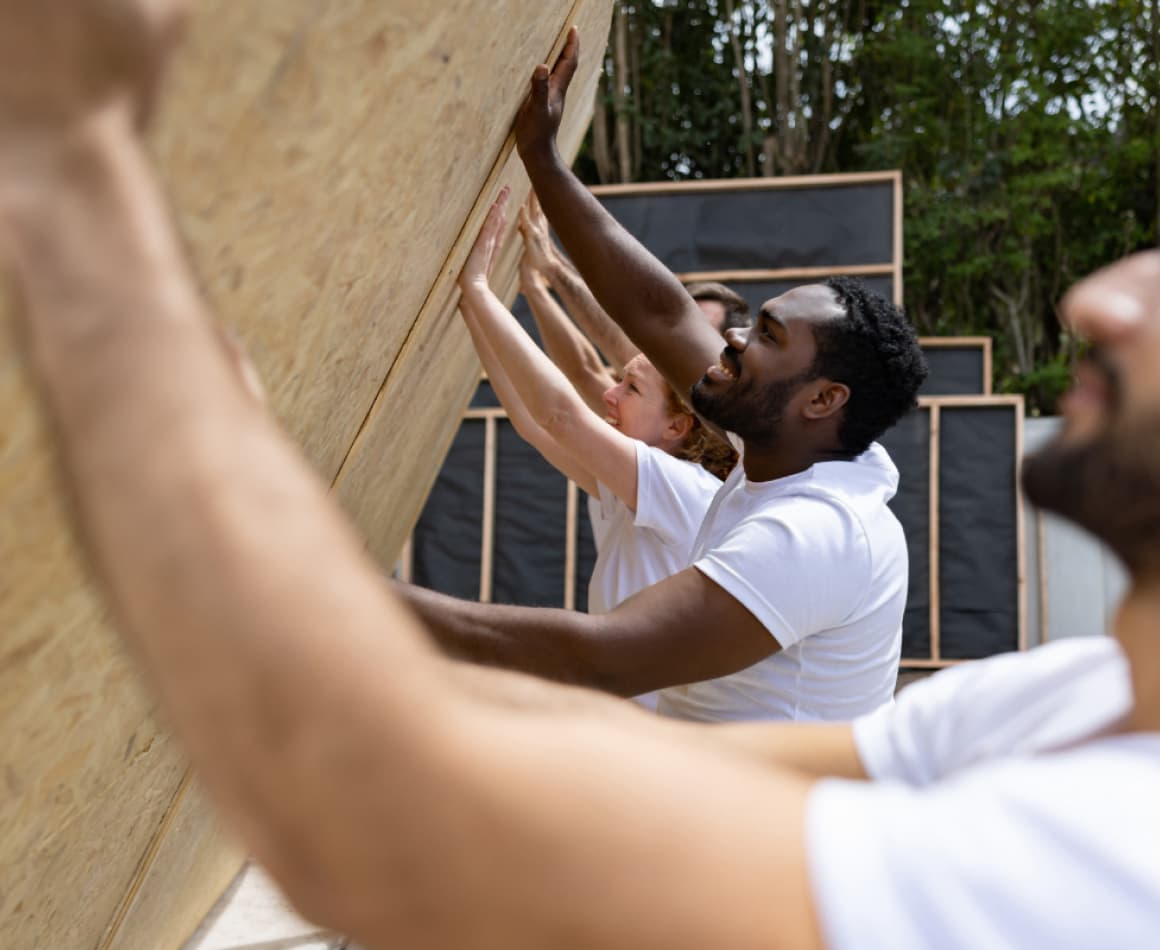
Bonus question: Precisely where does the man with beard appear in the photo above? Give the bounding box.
[5,6,1158,946]
[394,31,928,722]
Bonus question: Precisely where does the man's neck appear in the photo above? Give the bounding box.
[739,441,850,483]
[1114,583,1160,733]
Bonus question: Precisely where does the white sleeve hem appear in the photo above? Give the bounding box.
[693,557,796,649]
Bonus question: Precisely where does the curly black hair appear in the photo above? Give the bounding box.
[813,277,928,456]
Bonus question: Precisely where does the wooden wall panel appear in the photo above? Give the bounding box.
[0,2,613,948]
[333,0,613,567]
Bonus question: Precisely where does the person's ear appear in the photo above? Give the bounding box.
[666,411,695,443]
[802,381,849,420]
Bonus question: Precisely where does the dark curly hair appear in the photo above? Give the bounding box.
[813,277,928,457]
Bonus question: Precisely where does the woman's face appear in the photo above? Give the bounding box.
[602,354,685,448]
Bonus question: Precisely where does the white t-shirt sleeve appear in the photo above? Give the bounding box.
[631,443,720,547]
[853,637,1133,786]
[807,740,1160,950]
[692,496,870,649]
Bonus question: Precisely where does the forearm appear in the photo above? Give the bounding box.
[460,280,597,437]
[395,581,630,693]
[446,661,647,717]
[459,298,597,494]
[545,253,639,371]
[519,147,716,395]
[521,276,612,414]
[689,722,868,781]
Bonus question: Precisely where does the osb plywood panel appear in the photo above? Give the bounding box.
[0,2,612,948]
[151,0,596,484]
[0,339,195,949]
[333,0,613,566]
[99,776,241,950]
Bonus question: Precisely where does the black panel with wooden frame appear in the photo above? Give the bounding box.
[918,337,993,397]
[593,172,904,305]
[894,395,1026,670]
[410,174,1026,672]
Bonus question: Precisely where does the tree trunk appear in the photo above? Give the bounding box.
[1152,0,1160,242]
[591,70,615,185]
[630,10,643,181]
[612,2,633,184]
[760,134,777,177]
[773,0,789,174]
[789,0,804,171]
[812,3,836,173]
[724,0,756,177]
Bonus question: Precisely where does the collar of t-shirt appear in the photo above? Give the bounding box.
[726,438,900,503]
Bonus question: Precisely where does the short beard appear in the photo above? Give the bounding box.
[691,368,814,445]
[1022,410,1160,577]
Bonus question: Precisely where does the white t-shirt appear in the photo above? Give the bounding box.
[587,442,723,710]
[808,636,1160,950]
[656,442,906,723]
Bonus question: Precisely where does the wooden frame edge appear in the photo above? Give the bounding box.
[564,480,579,611]
[676,264,894,283]
[480,416,497,603]
[591,170,903,196]
[929,404,941,663]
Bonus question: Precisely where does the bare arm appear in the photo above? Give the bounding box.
[450,660,867,781]
[459,192,643,509]
[520,194,637,375]
[519,266,613,415]
[704,722,867,780]
[394,565,780,697]
[544,252,639,371]
[1,16,824,947]
[512,31,726,402]
[459,294,599,496]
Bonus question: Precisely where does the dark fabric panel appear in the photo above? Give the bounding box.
[728,275,896,319]
[492,420,569,606]
[599,184,895,272]
[938,406,1020,658]
[573,491,598,613]
[920,346,987,397]
[878,407,931,659]
[411,419,484,599]
[469,380,500,409]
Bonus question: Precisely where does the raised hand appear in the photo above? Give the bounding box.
[0,0,189,136]
[518,192,557,281]
[513,26,579,162]
[458,187,511,294]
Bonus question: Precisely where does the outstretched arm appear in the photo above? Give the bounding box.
[1,12,823,949]
[512,29,725,402]
[459,190,642,509]
[459,293,599,496]
[519,260,613,415]
[520,193,637,377]
[394,564,779,698]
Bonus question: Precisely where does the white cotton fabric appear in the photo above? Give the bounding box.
[587,441,723,710]
[807,637,1160,950]
[656,442,906,723]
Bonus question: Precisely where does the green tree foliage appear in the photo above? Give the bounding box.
[574,0,1159,412]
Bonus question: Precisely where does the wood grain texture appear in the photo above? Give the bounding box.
[0,2,612,948]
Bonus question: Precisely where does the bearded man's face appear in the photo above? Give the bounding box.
[1023,251,1160,578]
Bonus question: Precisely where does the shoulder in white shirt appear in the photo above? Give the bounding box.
[807,637,1160,950]
[657,442,908,723]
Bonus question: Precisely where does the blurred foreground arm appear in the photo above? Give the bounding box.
[0,11,823,948]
